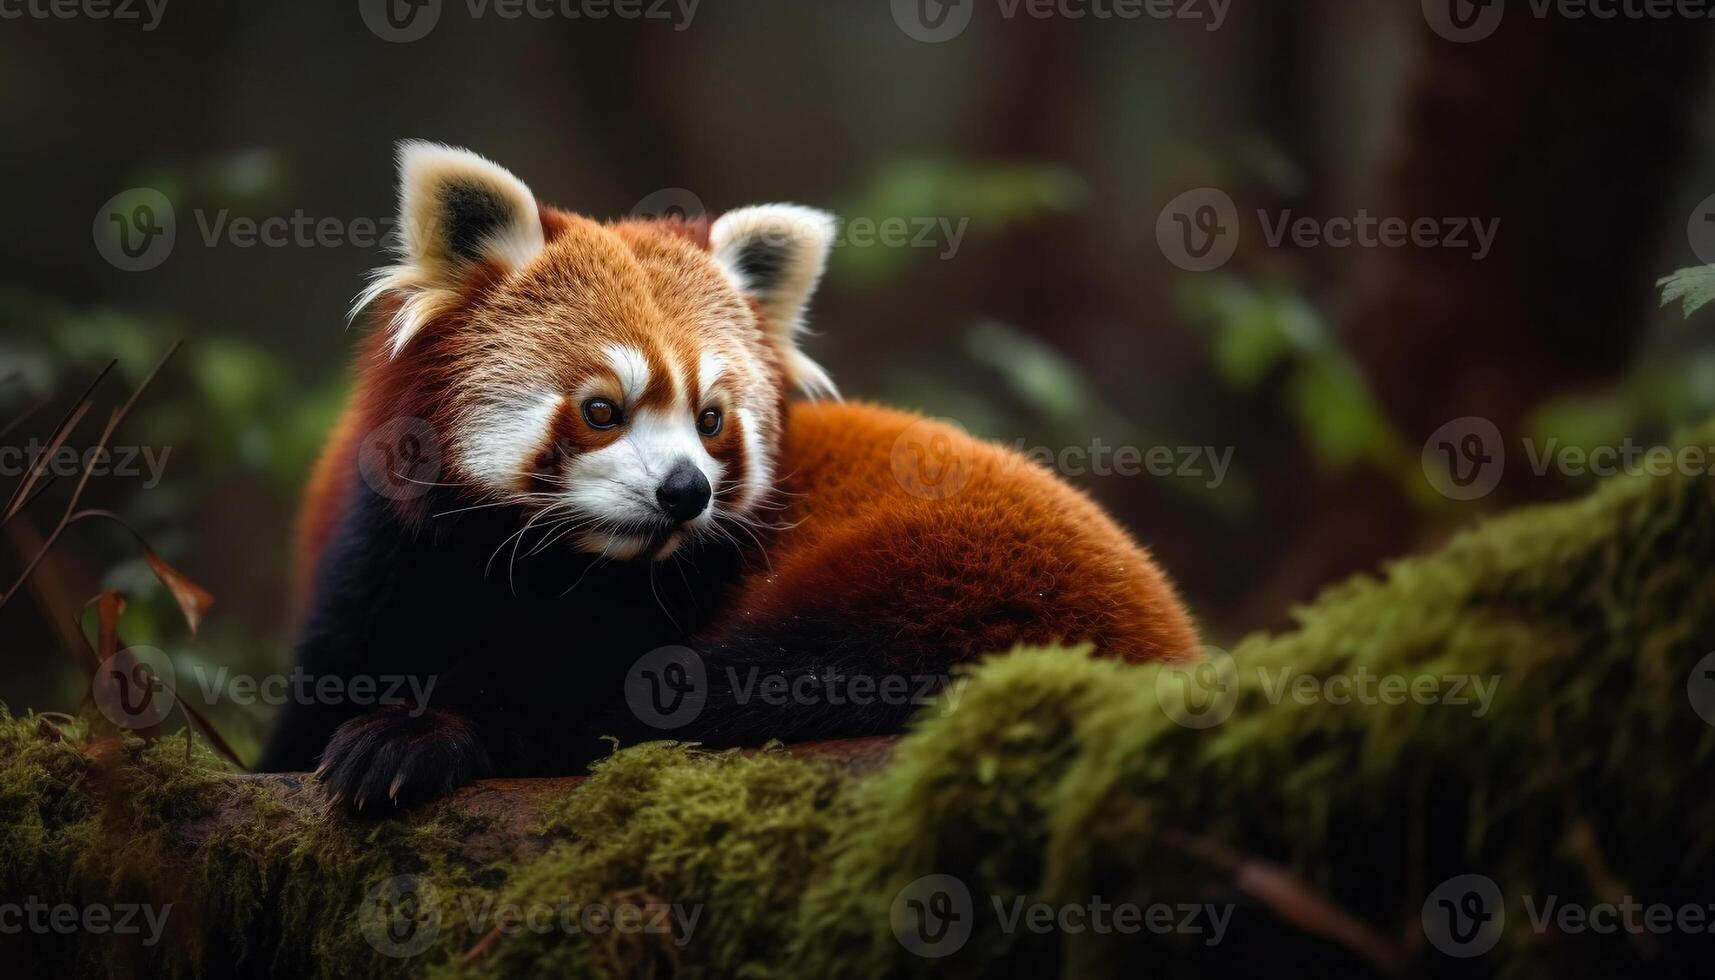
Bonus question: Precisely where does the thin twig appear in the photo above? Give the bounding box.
[0,344,178,610]
[1,359,115,527]
[0,393,48,443]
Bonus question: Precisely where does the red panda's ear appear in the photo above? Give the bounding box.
[710,204,839,400]
[355,141,546,358]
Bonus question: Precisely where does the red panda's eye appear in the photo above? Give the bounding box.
[697,408,723,437]
[582,398,621,430]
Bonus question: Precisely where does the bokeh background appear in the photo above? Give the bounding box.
[3,0,1714,759]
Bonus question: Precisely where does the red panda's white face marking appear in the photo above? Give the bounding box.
[359,143,837,561]
[549,344,730,559]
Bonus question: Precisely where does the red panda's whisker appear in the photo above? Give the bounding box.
[647,563,684,634]
[509,502,584,594]
[485,502,569,581]
[526,511,606,556]
[433,492,559,520]
[708,514,774,578]
[391,474,473,489]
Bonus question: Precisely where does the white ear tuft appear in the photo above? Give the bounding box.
[710,204,839,400]
[353,142,546,357]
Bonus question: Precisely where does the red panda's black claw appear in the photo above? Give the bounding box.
[316,705,489,817]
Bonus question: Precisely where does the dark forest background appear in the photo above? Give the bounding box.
[3,0,1714,760]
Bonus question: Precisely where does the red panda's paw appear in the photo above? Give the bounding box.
[313,705,490,815]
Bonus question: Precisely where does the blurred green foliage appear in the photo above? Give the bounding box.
[837,160,1086,284]
[1,287,347,758]
[1177,274,1431,505]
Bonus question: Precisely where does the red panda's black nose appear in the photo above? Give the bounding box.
[656,461,712,523]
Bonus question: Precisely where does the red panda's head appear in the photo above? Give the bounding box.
[354,142,836,561]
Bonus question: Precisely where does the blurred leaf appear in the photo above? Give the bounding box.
[963,320,1086,423]
[144,549,213,636]
[1179,275,1420,496]
[1527,392,1635,452]
[192,340,287,419]
[1657,266,1715,317]
[1179,276,1330,390]
[1286,360,1397,470]
[837,160,1087,284]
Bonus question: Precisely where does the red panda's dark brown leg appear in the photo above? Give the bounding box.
[314,704,491,812]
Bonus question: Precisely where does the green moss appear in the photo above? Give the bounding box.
[4,421,1713,978]
[443,743,853,979]
[787,422,1715,978]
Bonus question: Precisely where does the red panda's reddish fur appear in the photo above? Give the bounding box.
[707,402,1199,668]
[295,210,1197,661]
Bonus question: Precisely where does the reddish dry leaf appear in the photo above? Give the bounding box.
[144,549,213,636]
[1231,858,1403,973]
[1162,829,1403,974]
[87,590,127,663]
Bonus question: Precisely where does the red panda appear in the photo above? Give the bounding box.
[259,142,1198,809]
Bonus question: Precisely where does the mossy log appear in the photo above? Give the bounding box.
[3,423,1714,979]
